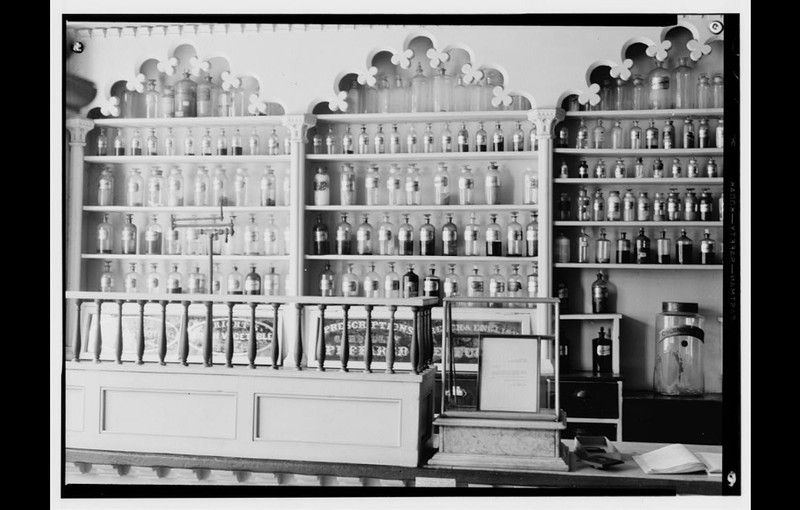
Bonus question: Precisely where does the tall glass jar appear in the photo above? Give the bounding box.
[160,86,174,118]
[97,166,114,206]
[144,79,159,118]
[174,70,196,118]
[696,73,712,109]
[410,62,430,113]
[453,74,469,111]
[712,74,724,108]
[631,74,646,110]
[434,163,450,205]
[647,59,671,109]
[432,66,452,112]
[672,57,694,109]
[613,76,631,110]
[654,302,705,395]
[196,75,215,117]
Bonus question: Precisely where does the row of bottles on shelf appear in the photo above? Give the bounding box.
[319,261,539,301]
[100,261,286,296]
[96,127,290,157]
[311,212,538,258]
[556,272,613,315]
[96,213,290,256]
[339,63,526,114]
[558,187,722,222]
[312,162,536,206]
[97,166,290,207]
[559,117,723,150]
[115,72,276,119]
[567,57,723,112]
[558,156,719,179]
[311,121,539,154]
[554,228,718,265]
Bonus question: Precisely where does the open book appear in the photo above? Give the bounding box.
[632,444,722,475]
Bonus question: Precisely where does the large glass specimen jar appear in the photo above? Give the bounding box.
[672,57,694,109]
[654,302,705,395]
[647,59,671,110]
[410,62,430,113]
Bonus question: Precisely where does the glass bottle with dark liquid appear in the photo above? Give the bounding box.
[485,213,502,256]
[312,214,329,255]
[398,213,414,256]
[335,212,352,255]
[245,264,261,295]
[700,229,716,265]
[402,264,419,298]
[475,122,487,152]
[591,272,609,313]
[635,228,650,264]
[676,229,693,264]
[167,264,182,294]
[616,232,632,263]
[592,327,612,373]
[144,215,163,255]
[657,230,671,264]
[121,214,137,255]
[419,214,435,256]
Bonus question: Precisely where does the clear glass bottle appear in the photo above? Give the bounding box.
[216,128,228,156]
[319,263,335,297]
[309,166,330,206]
[160,85,174,119]
[716,119,724,149]
[622,189,636,221]
[95,127,109,156]
[559,161,569,179]
[187,265,207,295]
[345,79,361,114]
[363,263,381,299]
[576,119,589,149]
[216,81,231,117]
[144,128,158,156]
[686,156,699,178]
[432,66,452,112]
[676,229,693,264]
[373,124,385,154]
[311,127,323,155]
[652,157,665,179]
[634,157,645,178]
[469,74,485,111]
[485,213,502,256]
[608,120,624,149]
[489,265,506,299]
[340,263,360,297]
[441,213,458,256]
[431,162,450,205]
[700,229,716,265]
[458,165,475,205]
[484,161,501,205]
[145,166,164,206]
[683,117,695,148]
[491,122,505,152]
[165,219,181,255]
[696,73,712,109]
[145,263,162,294]
[577,159,589,179]
[594,229,611,264]
[594,159,607,179]
[528,263,540,298]
[443,264,460,298]
[577,187,591,222]
[253,166,274,207]
[464,212,481,256]
[511,122,525,152]
[357,163,378,206]
[656,230,671,264]
[671,157,682,178]
[244,264,261,296]
[706,158,718,178]
[645,119,659,149]
[363,79,378,114]
[667,188,682,221]
[613,76,631,110]
[698,118,711,148]
[405,123,418,154]
[222,266,242,295]
[356,213,373,256]
[616,231,632,263]
[259,265,278,297]
[456,122,469,152]
[410,62,430,113]
[120,213,137,255]
[390,75,406,114]
[652,192,667,221]
[612,158,627,179]
[592,120,605,149]
[530,122,540,151]
[378,213,394,256]
[386,164,402,206]
[125,168,144,206]
[174,70,197,118]
[96,213,113,254]
[405,164,421,205]
[466,265,485,299]
[481,74,495,110]
[211,166,228,206]
[166,263,182,294]
[672,57,694,109]
[654,301,706,395]
[263,214,280,255]
[555,231,570,263]
[229,167,247,206]
[684,189,699,221]
[97,166,114,206]
[419,214,435,256]
[422,123,435,153]
[196,75,214,117]
[629,120,642,149]
[237,214,258,255]
[384,262,401,298]
[663,119,676,149]
[398,213,414,256]
[577,227,590,263]
[112,128,125,156]
[200,128,213,156]
[591,272,610,313]
[635,191,650,221]
[712,74,724,109]
[648,59,671,109]
[336,212,352,255]
[475,122,488,152]
[129,129,143,156]
[399,264,419,298]
[144,214,162,255]
[592,188,605,221]
[506,212,523,257]
[338,163,355,206]
[176,127,191,156]
[525,212,539,257]
[452,74,469,112]
[440,122,453,152]
[99,260,116,292]
[699,188,715,221]
[376,74,391,114]
[507,264,523,298]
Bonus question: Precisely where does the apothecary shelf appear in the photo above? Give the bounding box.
[554,178,723,185]
[91,116,287,129]
[82,254,291,261]
[306,255,538,263]
[315,110,530,124]
[306,152,537,163]
[84,206,292,213]
[306,204,538,213]
[553,221,722,227]
[563,108,724,119]
[554,263,722,270]
[85,155,292,165]
[554,148,723,157]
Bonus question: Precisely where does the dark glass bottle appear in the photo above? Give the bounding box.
[245,265,262,295]
[592,327,613,373]
[657,230,671,264]
[700,229,716,265]
[312,214,329,255]
[441,213,458,256]
[635,228,650,264]
[591,272,609,313]
[398,214,414,256]
[676,229,693,264]
[616,232,632,264]
[419,214,435,256]
[402,264,419,298]
[335,212,352,255]
[485,213,502,256]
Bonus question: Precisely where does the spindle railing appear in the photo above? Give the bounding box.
[65,292,437,374]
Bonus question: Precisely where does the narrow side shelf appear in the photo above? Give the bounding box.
[91,116,286,129]
[306,152,536,163]
[315,110,529,124]
[554,177,723,185]
[554,149,723,157]
[563,108,724,120]
[554,221,722,227]
[306,255,538,262]
[555,263,722,270]
[82,254,291,261]
[85,155,292,165]
[306,204,537,213]
[84,206,292,213]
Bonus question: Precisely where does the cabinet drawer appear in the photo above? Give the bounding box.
[559,381,619,419]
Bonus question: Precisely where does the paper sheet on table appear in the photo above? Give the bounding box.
[632,443,721,475]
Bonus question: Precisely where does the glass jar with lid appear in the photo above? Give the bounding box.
[654,302,705,395]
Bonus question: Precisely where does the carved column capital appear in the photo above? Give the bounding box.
[281,114,317,144]
[527,108,565,138]
[66,117,95,146]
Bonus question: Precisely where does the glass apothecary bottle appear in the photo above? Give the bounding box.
[357,213,374,256]
[555,231,571,263]
[432,66,452,112]
[706,158,718,178]
[244,264,261,296]
[166,264,183,294]
[576,119,589,149]
[523,167,538,204]
[373,124,386,154]
[216,128,229,156]
[440,122,453,152]
[716,119,724,149]
[647,59,671,109]
[199,128,213,156]
[423,123,436,153]
[390,75,406,114]
[464,213,481,256]
[402,264,419,298]
[196,75,215,117]
[144,80,160,119]
[577,187,591,222]
[712,74,724,108]
[174,70,196,118]
[376,74,391,114]
[528,263,540,298]
[433,163,450,205]
[652,157,665,179]
[96,213,113,254]
[160,86,174,118]
[389,124,401,154]
[187,265,207,295]
[667,188,682,221]
[594,159,607,179]
[610,120,624,149]
[144,215,162,255]
[592,327,612,372]
[475,122,488,152]
[386,164,403,206]
[341,263,360,297]
[126,168,144,206]
[363,80,378,114]
[578,160,589,179]
[683,117,695,148]
[698,118,711,148]
[312,214,329,256]
[212,166,228,206]
[616,232,631,263]
[378,213,394,255]
[100,261,115,292]
[686,157,699,178]
[634,157,645,178]
[511,122,525,152]
[532,123,541,151]
[458,165,475,205]
[466,266,485,298]
[526,212,539,257]
[410,62,430,113]
[592,120,605,149]
[489,265,506,299]
[97,166,114,206]
[635,228,650,264]
[672,57,694,109]
[319,263,335,297]
[147,167,164,206]
[363,263,381,299]
[423,265,441,304]
[671,158,682,178]
[654,302,705,395]
[645,119,659,149]
[699,189,715,221]
[181,127,194,156]
[591,272,609,313]
[656,230,671,264]
[492,123,505,152]
[663,119,675,149]
[144,129,158,156]
[441,213,458,256]
[95,127,109,156]
[637,191,651,221]
[121,214,137,255]
[684,189,699,221]
[484,162,501,205]
[243,214,260,255]
[313,167,330,206]
[622,189,636,221]
[406,124,418,154]
[336,212,352,256]
[700,229,716,265]
[443,264,460,298]
[696,73,711,109]
[507,264,523,298]
[129,129,143,156]
[629,120,643,149]
[453,74,469,111]
[485,213,502,256]
[263,214,280,255]
[457,123,469,152]
[652,192,666,221]
[226,266,244,295]
[592,188,605,221]
[345,79,361,114]
[676,229,693,264]
[631,74,646,110]
[398,214,414,256]
[506,212,523,257]
[365,164,380,206]
[384,262,401,298]
[419,214,435,256]
[613,76,631,110]
[577,227,590,263]
[340,164,356,206]
[146,263,162,294]
[595,229,610,264]
[405,164,421,206]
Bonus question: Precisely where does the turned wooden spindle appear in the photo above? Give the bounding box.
[159,301,168,365]
[72,299,82,362]
[115,300,124,364]
[316,304,327,372]
[136,300,145,365]
[422,307,430,370]
[92,299,103,363]
[225,302,234,368]
[410,306,419,375]
[179,301,190,366]
[364,305,374,373]
[340,305,351,372]
[204,301,213,367]
[294,303,303,370]
[248,302,258,369]
[271,303,281,369]
[385,305,396,374]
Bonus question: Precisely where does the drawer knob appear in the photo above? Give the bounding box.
[575,390,589,399]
